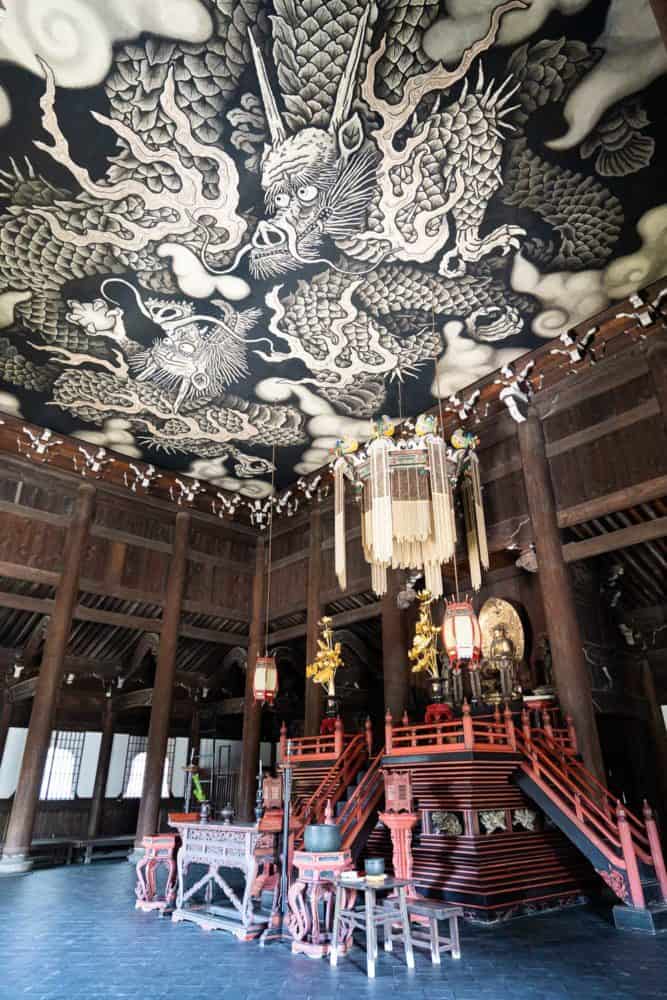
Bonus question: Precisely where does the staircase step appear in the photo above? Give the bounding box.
[613,902,667,934]
[640,880,664,906]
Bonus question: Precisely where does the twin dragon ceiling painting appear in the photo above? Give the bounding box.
[0,0,666,495]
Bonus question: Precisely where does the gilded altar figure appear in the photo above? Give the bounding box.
[479,598,525,701]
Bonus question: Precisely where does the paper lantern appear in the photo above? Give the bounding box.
[253,655,278,705]
[442,600,482,672]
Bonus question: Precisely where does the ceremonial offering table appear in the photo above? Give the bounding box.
[287,849,356,958]
[170,820,268,940]
[135,833,179,912]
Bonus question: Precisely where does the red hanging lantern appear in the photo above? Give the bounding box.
[253,655,278,705]
[442,599,482,672]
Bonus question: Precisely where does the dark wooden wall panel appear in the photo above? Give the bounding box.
[210,565,250,616]
[120,543,169,595]
[270,562,308,615]
[482,471,527,527]
[544,373,653,443]
[550,414,667,509]
[0,510,66,573]
[95,496,173,545]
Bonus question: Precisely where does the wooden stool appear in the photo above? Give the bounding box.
[135,834,178,912]
[406,899,462,964]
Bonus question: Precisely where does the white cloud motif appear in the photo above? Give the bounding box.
[0,0,213,126]
[423,0,593,65]
[72,417,141,457]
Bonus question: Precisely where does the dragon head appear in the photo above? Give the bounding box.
[247,12,376,279]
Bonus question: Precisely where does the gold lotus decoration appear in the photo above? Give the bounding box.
[306,617,345,696]
[409,590,441,679]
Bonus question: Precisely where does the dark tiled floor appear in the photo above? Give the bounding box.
[0,863,666,1000]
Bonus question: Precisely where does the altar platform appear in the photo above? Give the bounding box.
[1,863,665,1000]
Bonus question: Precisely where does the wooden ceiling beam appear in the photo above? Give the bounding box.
[546,399,660,459]
[0,559,247,622]
[0,590,248,647]
[563,515,667,562]
[557,475,667,529]
[268,599,382,645]
[113,687,240,715]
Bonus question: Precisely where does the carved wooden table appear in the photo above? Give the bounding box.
[170,821,268,940]
[135,833,178,912]
[287,849,356,958]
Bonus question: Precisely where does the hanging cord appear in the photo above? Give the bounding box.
[431,305,459,600]
[263,445,277,656]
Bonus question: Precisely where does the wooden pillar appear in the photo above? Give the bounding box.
[87,700,115,839]
[382,571,408,719]
[237,537,266,821]
[518,413,605,781]
[640,658,667,823]
[0,484,96,871]
[134,511,190,847]
[647,334,667,434]
[650,0,667,50]
[304,506,323,736]
[0,688,12,770]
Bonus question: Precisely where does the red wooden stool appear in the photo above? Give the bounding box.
[135,834,178,912]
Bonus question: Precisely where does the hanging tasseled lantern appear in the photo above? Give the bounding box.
[253,655,278,705]
[442,599,482,672]
[253,443,279,706]
[332,415,488,599]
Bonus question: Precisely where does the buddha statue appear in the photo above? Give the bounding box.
[489,624,517,700]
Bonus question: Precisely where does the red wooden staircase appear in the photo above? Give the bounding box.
[298,733,368,828]
[336,748,385,859]
[384,705,667,925]
[514,727,667,911]
[281,729,385,861]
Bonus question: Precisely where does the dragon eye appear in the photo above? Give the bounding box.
[274,192,290,208]
[179,342,196,354]
[297,185,318,203]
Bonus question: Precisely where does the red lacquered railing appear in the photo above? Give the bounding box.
[518,730,651,861]
[279,718,355,762]
[337,748,385,851]
[299,734,367,828]
[386,702,521,755]
[514,729,667,907]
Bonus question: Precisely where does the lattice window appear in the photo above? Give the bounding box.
[40,731,85,800]
[123,736,175,798]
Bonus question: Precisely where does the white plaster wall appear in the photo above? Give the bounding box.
[171,737,189,797]
[662,705,667,730]
[0,730,277,801]
[77,732,101,798]
[0,727,26,798]
[105,733,129,798]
